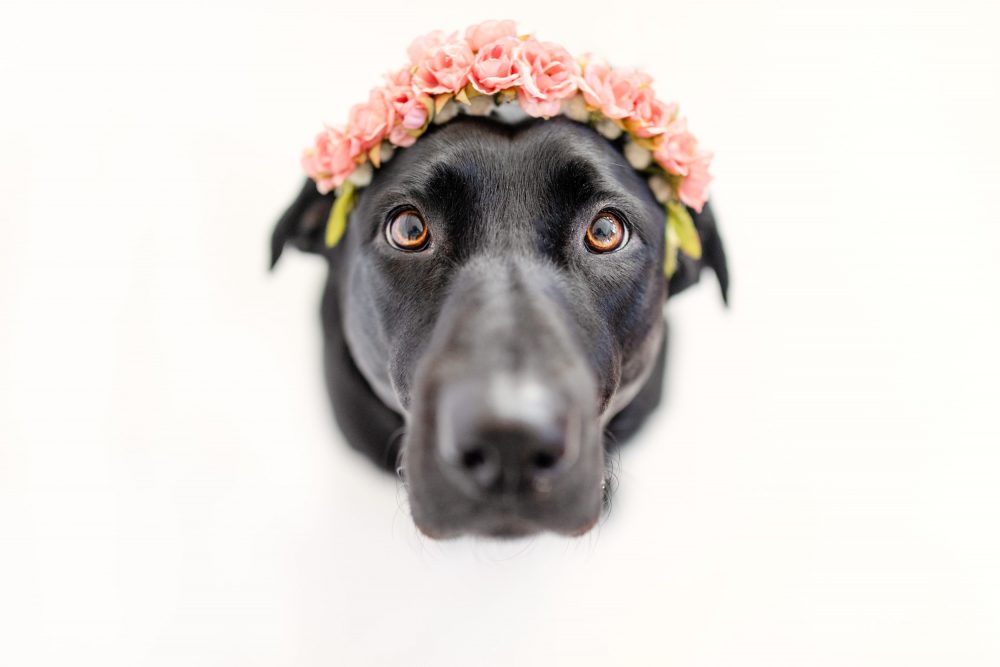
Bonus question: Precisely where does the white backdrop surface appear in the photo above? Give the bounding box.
[2,1,999,665]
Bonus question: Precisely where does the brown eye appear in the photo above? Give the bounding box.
[585,212,627,253]
[386,209,430,251]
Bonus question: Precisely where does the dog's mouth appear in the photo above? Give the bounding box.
[483,479,612,538]
[405,481,607,540]
[415,507,603,540]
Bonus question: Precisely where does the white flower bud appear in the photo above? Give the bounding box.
[647,174,672,204]
[624,141,652,170]
[494,100,529,124]
[379,142,395,164]
[595,118,622,140]
[433,100,460,124]
[347,162,373,188]
[561,95,590,123]
[465,94,495,116]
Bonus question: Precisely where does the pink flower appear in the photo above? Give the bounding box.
[383,66,412,90]
[406,30,449,65]
[513,39,580,118]
[677,150,712,212]
[464,19,518,51]
[383,68,430,130]
[302,128,361,194]
[388,125,418,148]
[626,87,676,138]
[411,34,474,95]
[380,68,428,147]
[345,87,394,153]
[653,118,712,210]
[577,58,649,120]
[652,119,699,175]
[300,22,715,205]
[469,37,521,95]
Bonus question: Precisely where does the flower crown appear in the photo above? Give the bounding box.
[302,20,712,276]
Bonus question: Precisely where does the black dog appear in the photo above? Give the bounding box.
[272,115,727,538]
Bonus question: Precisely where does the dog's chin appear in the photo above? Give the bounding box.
[406,471,606,540]
[411,510,602,541]
[412,516,540,541]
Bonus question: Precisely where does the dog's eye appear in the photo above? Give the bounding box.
[386,209,430,251]
[585,212,627,253]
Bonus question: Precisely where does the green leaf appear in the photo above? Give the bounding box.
[666,199,702,260]
[664,222,679,278]
[325,181,357,248]
[434,93,452,113]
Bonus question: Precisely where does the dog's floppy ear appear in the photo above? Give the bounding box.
[270,179,336,269]
[667,200,730,304]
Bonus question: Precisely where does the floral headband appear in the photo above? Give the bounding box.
[301,20,712,276]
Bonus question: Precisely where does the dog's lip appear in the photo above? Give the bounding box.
[475,516,541,539]
[412,512,541,540]
[410,491,604,539]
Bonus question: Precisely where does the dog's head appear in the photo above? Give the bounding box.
[272,115,727,538]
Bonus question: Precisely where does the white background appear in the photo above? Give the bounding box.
[2,0,999,664]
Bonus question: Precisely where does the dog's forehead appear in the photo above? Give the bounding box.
[416,114,619,163]
[374,116,640,207]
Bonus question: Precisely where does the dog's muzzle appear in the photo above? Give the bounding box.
[402,256,606,538]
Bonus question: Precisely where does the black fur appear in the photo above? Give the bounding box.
[272,115,727,537]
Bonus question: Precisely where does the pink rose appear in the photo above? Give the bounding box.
[383,68,430,130]
[345,87,394,153]
[302,128,361,194]
[411,34,474,95]
[677,150,712,212]
[513,39,580,118]
[653,118,712,211]
[577,58,649,120]
[464,19,518,51]
[469,37,521,95]
[381,68,429,147]
[406,30,449,65]
[626,87,676,138]
[652,119,699,175]
[388,125,418,148]
[383,66,412,90]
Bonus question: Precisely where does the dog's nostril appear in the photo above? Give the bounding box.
[456,444,502,490]
[532,451,558,470]
[461,448,487,470]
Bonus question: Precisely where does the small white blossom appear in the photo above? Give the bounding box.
[379,142,395,164]
[624,141,652,170]
[647,174,672,204]
[465,94,495,116]
[347,162,373,188]
[561,95,590,123]
[494,100,529,124]
[595,118,622,140]
[433,100,460,124]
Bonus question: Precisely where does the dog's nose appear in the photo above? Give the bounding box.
[436,377,578,496]
[449,423,569,495]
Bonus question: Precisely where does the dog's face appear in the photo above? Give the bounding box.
[272,115,727,538]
